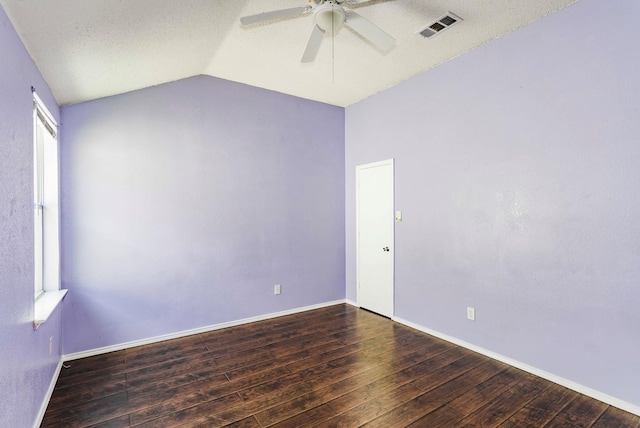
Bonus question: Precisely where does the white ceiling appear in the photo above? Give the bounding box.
[1,0,576,107]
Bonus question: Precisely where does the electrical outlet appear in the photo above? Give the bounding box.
[467,307,475,321]
[49,337,53,356]
[274,284,281,295]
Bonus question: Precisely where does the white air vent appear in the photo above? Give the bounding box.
[418,12,462,38]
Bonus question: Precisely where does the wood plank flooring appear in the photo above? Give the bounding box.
[42,304,640,427]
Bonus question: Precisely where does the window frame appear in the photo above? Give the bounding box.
[32,90,66,329]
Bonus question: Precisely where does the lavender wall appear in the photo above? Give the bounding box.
[60,75,345,354]
[346,0,640,409]
[0,5,63,427]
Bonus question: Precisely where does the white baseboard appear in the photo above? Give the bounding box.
[393,316,640,417]
[63,300,346,361]
[345,299,359,308]
[34,358,64,428]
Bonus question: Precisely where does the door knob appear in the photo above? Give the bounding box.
[383,246,390,252]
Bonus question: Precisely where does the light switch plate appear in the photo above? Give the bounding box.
[467,307,475,321]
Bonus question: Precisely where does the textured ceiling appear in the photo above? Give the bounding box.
[1,0,576,107]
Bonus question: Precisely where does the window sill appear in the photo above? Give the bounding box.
[34,289,68,330]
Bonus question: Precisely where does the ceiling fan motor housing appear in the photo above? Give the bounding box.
[314,2,346,33]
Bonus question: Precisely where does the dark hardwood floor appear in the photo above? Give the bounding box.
[42,304,640,427]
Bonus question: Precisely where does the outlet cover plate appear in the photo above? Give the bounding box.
[467,307,475,321]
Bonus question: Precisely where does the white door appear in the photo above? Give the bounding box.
[357,159,394,317]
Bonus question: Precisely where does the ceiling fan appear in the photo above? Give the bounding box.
[240,0,395,63]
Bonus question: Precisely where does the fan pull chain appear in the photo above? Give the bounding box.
[332,4,335,84]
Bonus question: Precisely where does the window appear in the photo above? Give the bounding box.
[33,90,65,328]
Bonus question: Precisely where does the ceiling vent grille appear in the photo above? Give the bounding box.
[418,12,462,38]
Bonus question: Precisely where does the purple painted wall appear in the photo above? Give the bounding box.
[346,0,640,408]
[60,75,345,354]
[0,5,63,427]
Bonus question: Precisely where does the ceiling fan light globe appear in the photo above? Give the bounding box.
[314,4,345,33]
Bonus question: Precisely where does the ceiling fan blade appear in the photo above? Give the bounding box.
[301,24,325,63]
[240,6,310,25]
[345,11,395,51]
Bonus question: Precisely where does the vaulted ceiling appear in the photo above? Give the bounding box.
[1,0,576,107]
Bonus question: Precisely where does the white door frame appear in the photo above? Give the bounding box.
[356,158,395,317]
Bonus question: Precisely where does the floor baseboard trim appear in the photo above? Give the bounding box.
[345,299,359,308]
[34,358,64,428]
[63,300,346,361]
[393,316,640,417]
